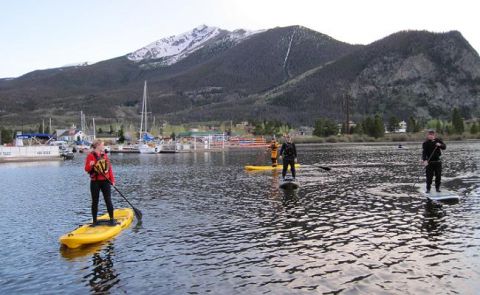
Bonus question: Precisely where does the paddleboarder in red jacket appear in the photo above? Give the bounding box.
[85,139,117,225]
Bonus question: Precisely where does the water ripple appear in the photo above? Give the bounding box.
[0,142,479,294]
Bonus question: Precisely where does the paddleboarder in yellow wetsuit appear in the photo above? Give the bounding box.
[268,139,280,167]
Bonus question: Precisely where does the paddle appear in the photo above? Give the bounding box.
[317,166,331,171]
[97,170,143,221]
[411,145,438,192]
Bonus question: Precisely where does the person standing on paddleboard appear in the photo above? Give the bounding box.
[268,138,280,167]
[279,135,297,181]
[422,130,446,193]
[85,139,117,226]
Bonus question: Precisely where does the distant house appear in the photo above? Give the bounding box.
[385,120,407,133]
[336,121,356,134]
[296,126,314,136]
[56,128,84,142]
[94,133,118,144]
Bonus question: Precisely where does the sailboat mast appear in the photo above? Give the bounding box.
[144,81,148,133]
[139,81,145,141]
[93,118,96,140]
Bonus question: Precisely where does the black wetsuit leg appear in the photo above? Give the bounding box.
[90,181,101,223]
[426,164,434,191]
[282,161,289,179]
[98,180,114,219]
[288,158,296,178]
[432,162,442,189]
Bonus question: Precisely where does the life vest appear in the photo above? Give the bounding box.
[284,143,295,157]
[90,152,109,176]
[270,142,279,158]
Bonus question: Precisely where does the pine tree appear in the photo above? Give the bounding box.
[118,125,125,143]
[313,118,337,137]
[407,116,417,133]
[435,120,442,134]
[387,116,400,132]
[373,115,385,138]
[1,127,13,144]
[470,122,478,134]
[451,108,464,134]
[363,116,375,137]
[352,122,364,134]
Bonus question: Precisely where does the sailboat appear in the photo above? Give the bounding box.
[138,81,159,154]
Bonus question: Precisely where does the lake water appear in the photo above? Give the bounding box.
[0,142,479,294]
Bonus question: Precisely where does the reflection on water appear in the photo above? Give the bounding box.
[60,243,105,261]
[0,142,479,294]
[86,244,119,294]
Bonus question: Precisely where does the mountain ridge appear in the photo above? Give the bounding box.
[0,26,478,127]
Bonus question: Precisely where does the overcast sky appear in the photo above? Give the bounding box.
[1,0,479,78]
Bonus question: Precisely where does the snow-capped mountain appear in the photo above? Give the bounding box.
[127,25,260,66]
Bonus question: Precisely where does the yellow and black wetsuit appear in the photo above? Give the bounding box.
[269,141,280,166]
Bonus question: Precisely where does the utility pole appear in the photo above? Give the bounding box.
[93,118,96,140]
[343,94,351,134]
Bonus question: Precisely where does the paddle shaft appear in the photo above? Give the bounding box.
[96,170,143,220]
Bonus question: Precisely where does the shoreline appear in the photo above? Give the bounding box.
[292,134,480,144]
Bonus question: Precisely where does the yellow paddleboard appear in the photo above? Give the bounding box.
[245,163,300,171]
[60,208,134,249]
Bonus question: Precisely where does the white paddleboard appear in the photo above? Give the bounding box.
[280,178,300,190]
[422,190,461,201]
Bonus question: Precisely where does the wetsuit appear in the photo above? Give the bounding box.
[279,142,297,179]
[422,138,446,191]
[85,151,115,223]
[269,142,280,166]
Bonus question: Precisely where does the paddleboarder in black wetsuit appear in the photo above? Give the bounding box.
[422,130,446,193]
[279,135,297,181]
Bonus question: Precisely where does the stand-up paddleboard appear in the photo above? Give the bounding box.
[279,177,300,190]
[60,208,134,249]
[419,188,461,202]
[245,163,300,171]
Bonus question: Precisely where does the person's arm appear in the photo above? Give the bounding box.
[293,143,298,161]
[436,139,446,150]
[422,142,427,161]
[107,156,115,186]
[279,143,285,158]
[85,153,95,173]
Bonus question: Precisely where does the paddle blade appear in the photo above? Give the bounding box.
[133,207,143,220]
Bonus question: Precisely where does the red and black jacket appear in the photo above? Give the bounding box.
[84,151,115,183]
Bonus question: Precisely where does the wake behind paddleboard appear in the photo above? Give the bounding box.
[279,177,300,190]
[60,208,134,249]
[422,189,461,202]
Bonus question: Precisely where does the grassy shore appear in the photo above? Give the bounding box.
[293,133,480,144]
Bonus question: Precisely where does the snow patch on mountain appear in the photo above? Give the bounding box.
[127,25,261,66]
[62,62,89,67]
[127,25,221,64]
